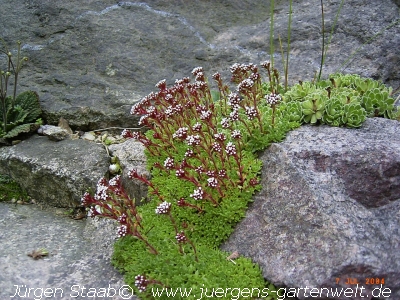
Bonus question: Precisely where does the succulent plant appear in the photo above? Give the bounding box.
[283,81,318,102]
[360,88,395,118]
[282,101,303,123]
[341,102,367,128]
[301,91,327,124]
[322,97,345,127]
[353,76,380,94]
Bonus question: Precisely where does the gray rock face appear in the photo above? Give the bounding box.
[222,118,400,300]
[108,138,149,204]
[0,135,109,207]
[1,0,398,130]
[0,203,131,300]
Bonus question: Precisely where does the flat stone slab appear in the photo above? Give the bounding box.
[0,135,110,207]
[0,202,135,300]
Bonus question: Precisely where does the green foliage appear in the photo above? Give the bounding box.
[0,174,28,202]
[282,73,395,127]
[0,40,42,139]
[81,65,397,299]
[361,88,394,118]
[301,92,327,124]
[342,102,367,128]
[0,91,42,138]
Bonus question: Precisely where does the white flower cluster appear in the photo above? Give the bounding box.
[192,67,203,76]
[138,114,149,126]
[155,201,171,214]
[134,275,148,293]
[231,129,242,139]
[172,127,188,139]
[165,106,175,118]
[146,106,156,115]
[214,133,226,142]
[200,110,212,121]
[94,179,108,201]
[165,93,173,101]
[207,177,218,188]
[229,110,239,121]
[175,168,185,178]
[192,122,202,131]
[184,149,194,158]
[221,117,230,128]
[175,231,187,243]
[225,142,237,156]
[117,224,127,237]
[230,63,250,74]
[155,79,166,89]
[212,142,222,153]
[228,93,241,109]
[265,93,281,105]
[218,169,227,178]
[190,187,204,200]
[117,213,127,224]
[164,157,174,170]
[195,166,204,174]
[186,135,201,146]
[238,79,254,92]
[245,106,258,120]
[109,175,121,187]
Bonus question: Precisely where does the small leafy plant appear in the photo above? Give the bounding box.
[0,39,42,139]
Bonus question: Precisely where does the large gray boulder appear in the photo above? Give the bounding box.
[1,0,398,129]
[222,118,400,299]
[0,135,110,207]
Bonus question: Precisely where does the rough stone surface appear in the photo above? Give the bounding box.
[222,118,400,300]
[37,124,70,141]
[1,0,398,130]
[108,138,149,204]
[0,202,134,300]
[0,135,109,207]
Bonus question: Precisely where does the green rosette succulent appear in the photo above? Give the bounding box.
[281,101,303,123]
[322,97,345,127]
[341,102,367,128]
[328,73,362,89]
[331,87,360,103]
[353,76,380,94]
[283,81,318,102]
[302,92,327,124]
[361,88,395,118]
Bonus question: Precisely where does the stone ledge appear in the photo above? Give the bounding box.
[0,135,110,207]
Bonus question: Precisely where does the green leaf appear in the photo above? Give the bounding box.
[14,91,42,123]
[3,123,40,139]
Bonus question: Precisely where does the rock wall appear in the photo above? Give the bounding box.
[222,118,400,299]
[1,0,399,130]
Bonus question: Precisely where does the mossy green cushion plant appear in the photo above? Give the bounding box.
[81,64,397,299]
